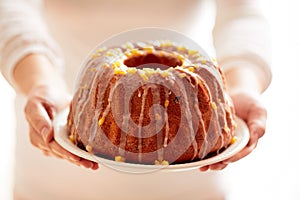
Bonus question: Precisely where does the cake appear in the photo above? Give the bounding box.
[67,40,236,165]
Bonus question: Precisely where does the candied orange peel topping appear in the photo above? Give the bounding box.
[115,156,126,162]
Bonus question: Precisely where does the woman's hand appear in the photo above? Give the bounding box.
[14,54,98,170]
[24,85,99,170]
[200,91,267,171]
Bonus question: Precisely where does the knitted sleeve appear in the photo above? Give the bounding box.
[0,0,63,88]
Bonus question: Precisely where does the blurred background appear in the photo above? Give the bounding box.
[1,0,299,199]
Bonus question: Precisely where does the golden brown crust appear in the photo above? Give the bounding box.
[67,41,235,164]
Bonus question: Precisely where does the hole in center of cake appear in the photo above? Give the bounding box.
[124,51,183,70]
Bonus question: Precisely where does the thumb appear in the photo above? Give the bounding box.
[25,99,54,142]
[246,102,267,139]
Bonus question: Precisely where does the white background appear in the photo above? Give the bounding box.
[1,1,300,199]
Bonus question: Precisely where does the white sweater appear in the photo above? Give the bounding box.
[0,0,271,89]
[0,0,272,199]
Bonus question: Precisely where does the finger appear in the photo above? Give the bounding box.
[199,165,209,172]
[37,143,50,152]
[247,104,267,139]
[225,133,259,163]
[48,141,81,162]
[29,126,49,150]
[42,150,50,156]
[29,127,64,159]
[69,160,81,167]
[91,163,99,170]
[25,99,53,142]
[68,159,98,170]
[28,111,98,170]
[209,162,228,171]
[77,159,95,169]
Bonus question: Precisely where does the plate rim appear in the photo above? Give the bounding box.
[53,108,249,173]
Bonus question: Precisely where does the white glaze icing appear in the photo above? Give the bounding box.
[69,40,234,164]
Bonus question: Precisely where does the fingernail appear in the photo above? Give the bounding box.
[87,162,94,169]
[222,161,230,165]
[41,127,50,142]
[92,164,99,170]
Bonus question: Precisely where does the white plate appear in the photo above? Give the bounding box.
[53,108,249,173]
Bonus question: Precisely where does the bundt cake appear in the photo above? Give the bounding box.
[67,40,236,165]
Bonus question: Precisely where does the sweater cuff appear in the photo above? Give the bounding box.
[219,56,272,92]
[1,43,64,90]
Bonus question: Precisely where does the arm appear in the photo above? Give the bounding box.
[201,0,271,171]
[0,1,98,169]
[213,0,272,93]
[0,0,63,87]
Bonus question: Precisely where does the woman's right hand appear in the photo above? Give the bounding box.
[13,54,98,170]
[24,84,99,170]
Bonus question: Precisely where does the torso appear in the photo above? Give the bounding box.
[14,1,224,199]
[44,0,216,88]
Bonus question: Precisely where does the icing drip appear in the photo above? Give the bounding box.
[193,65,228,158]
[90,73,120,145]
[189,75,208,160]
[211,100,223,154]
[89,69,114,145]
[137,86,149,162]
[175,72,198,160]
[118,91,131,157]
[73,62,108,143]
[212,80,226,154]
[73,69,97,132]
[151,84,164,162]
[163,88,170,148]
[197,79,214,160]
[174,68,206,160]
